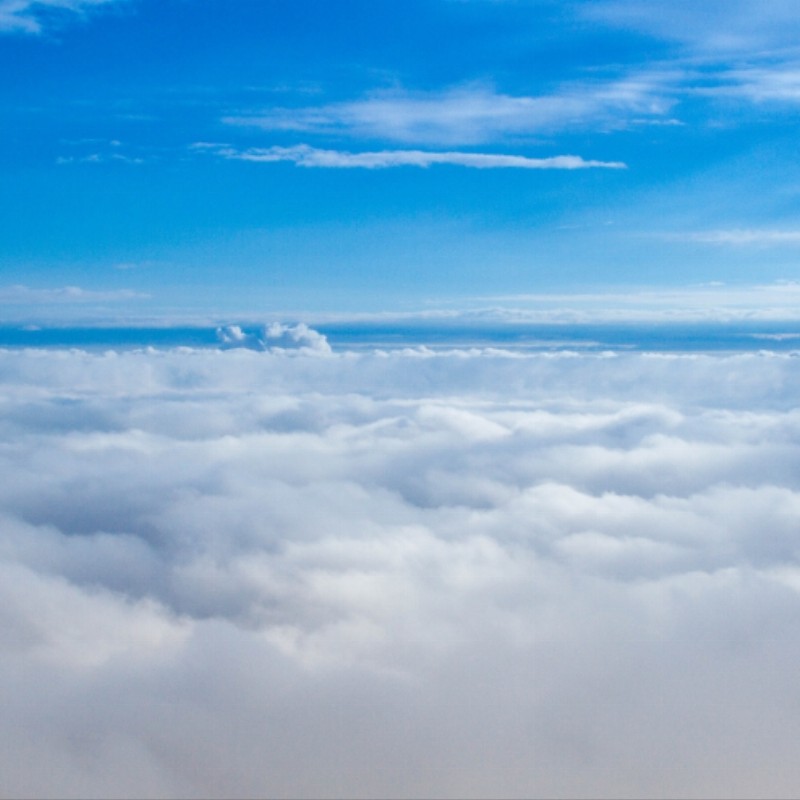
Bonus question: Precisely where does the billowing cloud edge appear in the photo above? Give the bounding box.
[2,343,800,796]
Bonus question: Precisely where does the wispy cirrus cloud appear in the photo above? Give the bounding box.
[0,284,148,303]
[0,0,126,33]
[465,280,800,322]
[578,2,800,118]
[198,143,626,170]
[224,80,675,145]
[57,152,146,165]
[580,0,800,54]
[705,65,800,103]
[674,229,800,245]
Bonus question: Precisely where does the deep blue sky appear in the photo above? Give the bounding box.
[4,0,800,320]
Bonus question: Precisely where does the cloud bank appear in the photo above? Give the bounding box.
[2,340,800,797]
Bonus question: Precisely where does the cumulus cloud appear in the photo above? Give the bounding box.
[217,322,332,353]
[0,0,125,33]
[2,341,800,796]
[203,143,626,170]
[223,80,674,145]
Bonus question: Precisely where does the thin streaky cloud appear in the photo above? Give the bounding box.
[708,65,800,103]
[203,143,626,170]
[473,280,800,304]
[439,285,800,322]
[223,79,676,145]
[0,285,148,303]
[581,0,800,54]
[675,229,800,245]
[0,0,125,33]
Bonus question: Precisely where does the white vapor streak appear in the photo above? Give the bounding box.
[582,0,800,53]
[0,0,122,32]
[678,229,800,245]
[207,143,626,170]
[223,80,674,145]
[0,284,149,303]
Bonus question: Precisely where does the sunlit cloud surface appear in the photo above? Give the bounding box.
[2,341,800,797]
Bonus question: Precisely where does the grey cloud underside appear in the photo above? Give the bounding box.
[3,345,800,797]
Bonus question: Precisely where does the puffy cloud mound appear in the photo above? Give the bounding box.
[2,344,800,797]
[216,322,332,354]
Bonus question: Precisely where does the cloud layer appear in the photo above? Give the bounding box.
[2,341,800,797]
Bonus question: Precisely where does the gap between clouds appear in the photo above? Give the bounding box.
[196,143,626,170]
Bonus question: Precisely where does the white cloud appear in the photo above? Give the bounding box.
[217,322,333,353]
[577,2,800,118]
[0,284,148,303]
[705,65,800,104]
[674,229,800,245]
[223,80,674,145]
[2,342,800,795]
[580,0,800,54]
[205,143,626,170]
[453,281,800,322]
[0,0,124,33]
[57,152,146,165]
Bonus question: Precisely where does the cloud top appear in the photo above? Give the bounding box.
[2,344,800,795]
[217,322,333,353]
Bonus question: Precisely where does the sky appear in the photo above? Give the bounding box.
[6,5,800,798]
[4,0,800,319]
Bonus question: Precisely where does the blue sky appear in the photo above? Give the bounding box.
[7,8,800,795]
[4,0,800,320]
